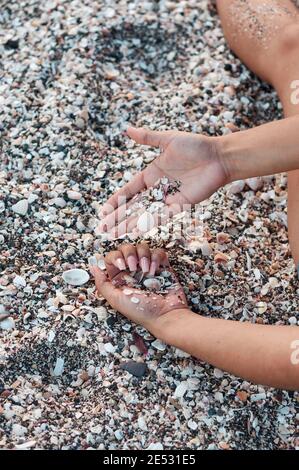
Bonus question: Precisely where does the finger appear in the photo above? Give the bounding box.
[136,242,151,273]
[91,263,120,305]
[127,126,172,150]
[105,250,126,278]
[118,243,138,271]
[99,195,140,232]
[150,248,169,276]
[100,172,146,218]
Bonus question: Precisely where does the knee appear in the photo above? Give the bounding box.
[278,23,299,55]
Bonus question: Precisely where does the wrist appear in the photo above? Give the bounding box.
[214,132,246,183]
[151,308,198,344]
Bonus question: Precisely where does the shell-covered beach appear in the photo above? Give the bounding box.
[0,0,298,450]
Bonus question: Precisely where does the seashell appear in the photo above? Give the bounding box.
[137,211,155,233]
[123,274,137,286]
[228,180,245,195]
[52,357,64,376]
[67,190,82,201]
[12,199,28,216]
[143,278,162,291]
[238,209,248,223]
[224,295,235,309]
[214,252,229,264]
[151,339,167,351]
[13,275,26,288]
[123,288,133,295]
[97,258,106,270]
[256,301,267,314]
[130,296,140,304]
[62,269,89,286]
[216,232,230,245]
[0,317,15,330]
[245,177,263,191]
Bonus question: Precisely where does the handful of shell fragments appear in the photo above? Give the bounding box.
[112,269,178,295]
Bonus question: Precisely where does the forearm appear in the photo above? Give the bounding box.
[155,310,299,390]
[217,115,299,182]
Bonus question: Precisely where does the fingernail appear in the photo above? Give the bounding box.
[97,258,106,270]
[88,256,97,266]
[115,258,126,271]
[140,257,150,273]
[127,255,137,272]
[149,261,157,276]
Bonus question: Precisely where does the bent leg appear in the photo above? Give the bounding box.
[216,0,299,266]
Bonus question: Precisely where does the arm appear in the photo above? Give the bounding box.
[218,115,299,182]
[90,243,299,391]
[155,309,299,391]
[99,117,299,238]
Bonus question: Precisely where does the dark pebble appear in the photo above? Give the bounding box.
[4,39,19,50]
[120,361,147,378]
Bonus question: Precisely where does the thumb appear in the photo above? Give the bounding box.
[127,126,170,149]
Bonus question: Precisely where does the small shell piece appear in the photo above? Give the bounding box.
[228,180,245,195]
[62,269,90,286]
[130,296,140,304]
[137,211,155,233]
[143,278,162,291]
[245,177,263,191]
[224,295,235,309]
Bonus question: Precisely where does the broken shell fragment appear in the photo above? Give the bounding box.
[228,180,245,195]
[224,295,235,309]
[97,258,106,270]
[256,301,268,314]
[216,232,230,245]
[62,269,90,286]
[245,177,263,191]
[130,296,140,304]
[123,288,133,295]
[143,278,162,291]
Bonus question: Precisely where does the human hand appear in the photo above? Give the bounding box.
[97,127,228,238]
[89,243,191,336]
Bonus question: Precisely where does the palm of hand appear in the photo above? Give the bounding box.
[144,133,226,206]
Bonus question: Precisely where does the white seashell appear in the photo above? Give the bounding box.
[143,278,162,290]
[256,301,267,314]
[224,295,235,309]
[12,199,28,216]
[67,190,82,201]
[13,275,26,288]
[228,180,245,195]
[130,296,140,304]
[174,381,188,398]
[123,274,137,285]
[152,188,164,201]
[123,288,133,295]
[97,258,106,270]
[137,211,155,233]
[52,357,64,376]
[48,330,56,343]
[62,269,89,286]
[151,339,166,351]
[245,177,263,191]
[0,317,15,330]
[238,208,248,223]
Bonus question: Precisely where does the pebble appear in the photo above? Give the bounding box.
[11,199,28,216]
[120,361,147,378]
